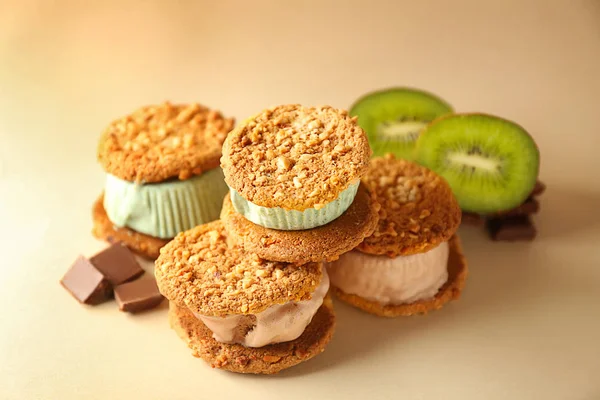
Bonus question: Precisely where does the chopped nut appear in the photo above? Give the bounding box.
[176,103,199,123]
[419,210,431,219]
[255,269,267,278]
[183,134,194,149]
[277,156,292,170]
[409,225,421,233]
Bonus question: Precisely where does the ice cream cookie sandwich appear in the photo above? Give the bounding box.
[93,102,235,259]
[327,155,467,317]
[220,104,379,263]
[155,220,335,374]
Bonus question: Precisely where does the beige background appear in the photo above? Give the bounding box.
[1,1,600,399]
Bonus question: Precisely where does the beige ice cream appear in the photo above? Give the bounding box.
[194,270,330,348]
[327,242,449,305]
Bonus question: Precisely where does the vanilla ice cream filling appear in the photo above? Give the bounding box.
[193,270,330,348]
[327,242,449,305]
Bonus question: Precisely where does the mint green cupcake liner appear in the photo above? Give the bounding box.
[230,182,359,230]
[103,168,228,239]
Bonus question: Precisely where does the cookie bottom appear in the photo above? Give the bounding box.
[92,194,170,260]
[220,183,380,263]
[332,235,468,317]
[169,295,336,374]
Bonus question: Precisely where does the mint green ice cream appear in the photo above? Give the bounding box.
[103,168,228,239]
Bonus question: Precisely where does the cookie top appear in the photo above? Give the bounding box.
[154,220,323,317]
[357,155,461,257]
[98,102,235,183]
[221,104,371,211]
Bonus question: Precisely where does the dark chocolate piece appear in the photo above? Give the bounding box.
[60,256,112,305]
[491,197,540,217]
[114,278,164,313]
[90,243,144,285]
[531,181,546,197]
[486,216,537,241]
[461,211,484,226]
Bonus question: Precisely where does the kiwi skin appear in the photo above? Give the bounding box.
[414,113,540,214]
[349,87,454,160]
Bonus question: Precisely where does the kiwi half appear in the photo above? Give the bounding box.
[415,113,539,213]
[349,87,453,160]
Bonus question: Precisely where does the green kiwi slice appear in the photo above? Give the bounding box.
[415,113,540,213]
[349,87,453,160]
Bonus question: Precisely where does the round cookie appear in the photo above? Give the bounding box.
[169,295,336,374]
[357,154,461,257]
[332,235,468,317]
[155,220,323,317]
[221,104,371,211]
[220,183,380,263]
[92,195,168,259]
[98,102,235,183]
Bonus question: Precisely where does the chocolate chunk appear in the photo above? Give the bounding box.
[90,243,144,285]
[486,216,537,241]
[531,180,546,197]
[461,211,484,226]
[491,197,540,217]
[60,256,113,305]
[114,278,164,313]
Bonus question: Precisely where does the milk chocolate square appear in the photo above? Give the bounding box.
[531,181,546,197]
[114,278,164,313]
[61,256,112,305]
[492,197,540,218]
[90,243,144,285]
[461,211,484,226]
[487,216,537,241]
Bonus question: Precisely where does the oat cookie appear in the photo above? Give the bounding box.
[358,155,461,256]
[221,104,371,211]
[155,220,323,317]
[333,235,467,317]
[92,195,168,260]
[220,183,380,263]
[98,102,235,183]
[169,295,335,374]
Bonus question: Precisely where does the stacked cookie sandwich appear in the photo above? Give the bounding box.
[157,221,335,374]
[328,155,467,317]
[93,102,234,259]
[220,105,380,263]
[155,105,380,374]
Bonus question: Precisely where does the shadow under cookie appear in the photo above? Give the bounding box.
[332,235,468,317]
[220,183,380,264]
[168,295,336,375]
[92,194,170,260]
